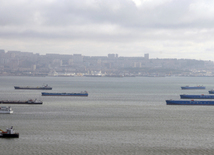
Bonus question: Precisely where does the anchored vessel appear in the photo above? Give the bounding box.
[166,100,214,105]
[0,106,13,114]
[181,86,205,89]
[0,126,19,138]
[180,94,214,99]
[14,84,52,90]
[167,86,212,105]
[209,89,214,94]
[0,99,42,104]
[41,91,88,96]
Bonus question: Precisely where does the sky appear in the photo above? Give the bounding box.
[1,0,214,60]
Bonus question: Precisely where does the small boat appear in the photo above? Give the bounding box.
[14,84,52,90]
[0,126,19,138]
[181,86,205,89]
[0,99,42,104]
[41,91,88,96]
[0,106,13,114]
[166,100,214,105]
[180,94,214,99]
[208,89,214,94]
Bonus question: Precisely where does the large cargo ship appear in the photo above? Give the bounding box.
[0,106,13,114]
[41,91,88,96]
[14,84,52,90]
[181,86,205,89]
[0,99,42,104]
[180,94,214,99]
[166,100,214,105]
[0,126,19,138]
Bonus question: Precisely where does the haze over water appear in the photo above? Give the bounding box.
[1,76,214,155]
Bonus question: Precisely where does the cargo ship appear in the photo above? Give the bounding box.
[208,89,214,94]
[14,84,52,90]
[0,126,19,138]
[180,94,214,99]
[41,91,88,96]
[166,100,214,105]
[0,99,42,104]
[181,86,205,89]
[0,106,13,114]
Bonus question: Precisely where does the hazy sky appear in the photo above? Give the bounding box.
[1,0,214,60]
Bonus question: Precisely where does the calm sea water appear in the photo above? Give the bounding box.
[1,76,214,155]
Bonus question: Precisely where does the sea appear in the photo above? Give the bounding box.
[1,76,214,155]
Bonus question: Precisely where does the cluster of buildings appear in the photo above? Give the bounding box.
[0,49,214,77]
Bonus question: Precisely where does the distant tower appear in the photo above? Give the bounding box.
[0,49,5,53]
[0,49,5,57]
[108,54,118,59]
[144,53,149,60]
[108,54,116,59]
[73,54,83,63]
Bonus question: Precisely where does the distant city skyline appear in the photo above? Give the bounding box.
[1,0,214,60]
[0,49,209,62]
[1,49,213,77]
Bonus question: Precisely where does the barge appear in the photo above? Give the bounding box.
[166,100,214,105]
[0,99,42,104]
[41,91,88,96]
[181,86,205,89]
[180,94,214,99]
[14,84,52,90]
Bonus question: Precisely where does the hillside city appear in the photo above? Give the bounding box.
[0,49,214,77]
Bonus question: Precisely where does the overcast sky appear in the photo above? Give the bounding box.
[1,0,214,60]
